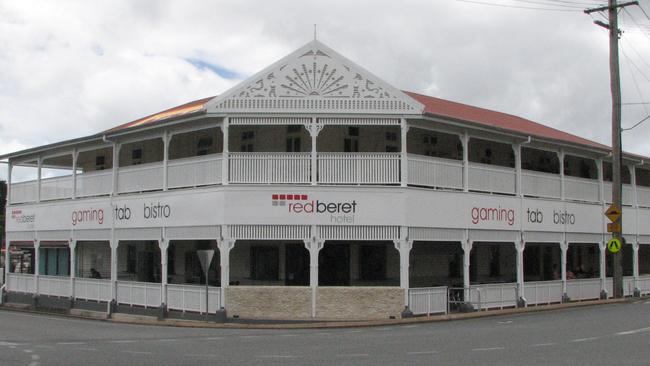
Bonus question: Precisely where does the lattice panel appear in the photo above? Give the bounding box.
[228,225,311,240]
[319,225,399,240]
[230,117,311,125]
[469,229,520,243]
[408,227,464,242]
[523,231,564,243]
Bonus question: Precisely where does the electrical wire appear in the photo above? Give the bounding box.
[455,0,582,11]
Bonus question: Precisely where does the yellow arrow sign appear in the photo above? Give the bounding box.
[607,238,622,254]
[605,204,621,223]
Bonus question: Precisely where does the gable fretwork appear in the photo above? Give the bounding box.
[206,40,424,115]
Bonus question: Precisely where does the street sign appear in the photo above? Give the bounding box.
[605,204,621,223]
[607,238,622,254]
[607,222,621,233]
[196,249,215,320]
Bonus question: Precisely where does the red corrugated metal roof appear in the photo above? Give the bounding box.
[107,92,610,152]
[405,91,609,151]
[108,96,214,132]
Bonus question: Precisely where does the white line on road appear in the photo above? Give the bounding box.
[338,353,369,357]
[256,355,300,359]
[616,327,650,335]
[530,342,556,347]
[472,347,505,352]
[72,347,97,352]
[314,332,330,336]
[110,340,137,343]
[34,345,54,349]
[157,338,178,342]
[241,335,261,339]
[407,350,439,355]
[57,342,86,345]
[187,354,221,358]
[23,349,33,353]
[572,337,599,342]
[402,325,419,328]
[200,337,224,340]
[31,355,40,360]
[280,334,298,337]
[122,350,152,355]
[346,330,363,333]
[0,341,20,347]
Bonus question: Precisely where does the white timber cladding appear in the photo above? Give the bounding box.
[523,231,564,243]
[165,226,221,240]
[36,230,70,241]
[318,225,399,240]
[114,228,162,241]
[639,235,650,244]
[408,227,465,242]
[228,225,311,240]
[205,40,424,115]
[74,229,111,241]
[565,232,603,243]
[469,229,520,243]
[6,231,35,242]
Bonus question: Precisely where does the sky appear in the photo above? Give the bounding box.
[1,0,649,180]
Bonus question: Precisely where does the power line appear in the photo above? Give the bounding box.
[456,0,582,11]
[622,115,650,130]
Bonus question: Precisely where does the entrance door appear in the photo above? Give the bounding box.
[285,243,309,286]
[319,243,350,286]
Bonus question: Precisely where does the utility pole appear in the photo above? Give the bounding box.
[585,0,638,298]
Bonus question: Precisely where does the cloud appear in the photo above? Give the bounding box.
[0,0,648,162]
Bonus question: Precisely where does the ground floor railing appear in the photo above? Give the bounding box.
[524,280,563,306]
[469,282,518,310]
[637,275,650,295]
[74,278,112,302]
[38,275,71,297]
[6,273,36,293]
[167,284,221,314]
[116,281,162,308]
[566,278,602,301]
[408,286,448,315]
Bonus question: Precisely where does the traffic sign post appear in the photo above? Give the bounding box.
[197,250,215,321]
[605,202,623,298]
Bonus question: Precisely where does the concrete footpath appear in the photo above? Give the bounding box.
[0,296,638,330]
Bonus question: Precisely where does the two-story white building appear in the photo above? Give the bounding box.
[3,40,650,320]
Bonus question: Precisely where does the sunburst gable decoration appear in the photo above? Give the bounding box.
[206,40,424,115]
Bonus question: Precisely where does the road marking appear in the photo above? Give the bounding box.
[23,349,33,354]
[200,337,224,340]
[256,355,300,359]
[187,354,220,358]
[72,347,97,352]
[157,338,178,342]
[407,350,439,355]
[241,335,261,339]
[110,340,136,343]
[572,337,599,342]
[530,342,556,347]
[402,325,419,328]
[31,355,40,360]
[472,347,505,352]
[616,326,650,336]
[0,341,20,347]
[280,334,297,337]
[34,345,54,349]
[373,327,389,331]
[346,330,363,333]
[338,353,369,357]
[57,342,86,345]
[314,332,330,336]
[497,320,513,324]
[122,350,153,355]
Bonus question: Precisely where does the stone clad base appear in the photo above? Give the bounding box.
[226,286,312,319]
[316,287,404,320]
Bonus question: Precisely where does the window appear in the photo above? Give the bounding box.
[385,132,397,142]
[241,131,255,140]
[131,148,142,165]
[348,127,359,136]
[95,155,106,170]
[197,137,213,156]
[241,144,254,152]
[286,137,301,152]
[287,125,302,133]
[250,246,279,281]
[385,145,399,153]
[359,245,386,281]
[344,138,359,152]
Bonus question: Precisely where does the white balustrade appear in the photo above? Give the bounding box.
[6,273,36,293]
[603,182,634,205]
[564,176,600,202]
[318,152,401,184]
[74,278,112,302]
[623,276,635,297]
[407,154,463,189]
[10,181,38,204]
[523,280,563,306]
[116,281,162,308]
[76,170,113,197]
[168,154,223,189]
[408,286,448,315]
[469,282,518,310]
[522,170,561,199]
[38,275,71,297]
[468,163,516,194]
[637,186,650,208]
[40,175,74,201]
[230,152,310,184]
[117,162,164,194]
[637,275,650,295]
[566,278,602,301]
[167,284,221,314]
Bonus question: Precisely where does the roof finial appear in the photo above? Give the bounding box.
[314,24,317,41]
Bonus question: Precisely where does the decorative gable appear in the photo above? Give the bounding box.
[206,40,424,115]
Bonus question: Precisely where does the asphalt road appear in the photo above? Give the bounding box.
[2,301,650,366]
